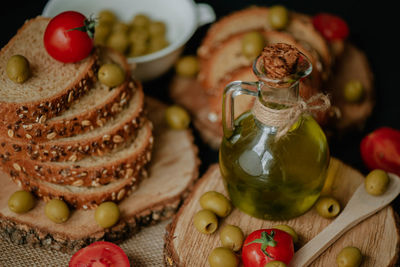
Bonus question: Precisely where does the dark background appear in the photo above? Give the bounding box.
[1,0,399,236]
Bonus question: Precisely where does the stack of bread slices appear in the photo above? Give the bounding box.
[171,6,353,148]
[0,16,153,210]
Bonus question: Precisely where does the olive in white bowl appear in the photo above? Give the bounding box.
[42,0,215,81]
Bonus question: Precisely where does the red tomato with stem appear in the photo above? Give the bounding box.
[312,13,349,41]
[242,229,294,266]
[360,127,400,176]
[69,241,130,267]
[44,11,95,63]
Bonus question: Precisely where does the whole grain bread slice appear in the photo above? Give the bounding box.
[3,121,153,187]
[197,6,333,76]
[0,16,99,124]
[0,81,144,162]
[1,47,133,142]
[1,98,198,212]
[198,30,321,94]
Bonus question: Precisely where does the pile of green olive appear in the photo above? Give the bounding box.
[95,10,169,57]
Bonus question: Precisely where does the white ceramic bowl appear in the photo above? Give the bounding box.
[42,0,215,81]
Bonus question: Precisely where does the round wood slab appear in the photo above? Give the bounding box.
[164,159,400,267]
[0,98,200,253]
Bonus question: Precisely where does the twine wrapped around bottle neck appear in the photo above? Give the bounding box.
[252,93,331,140]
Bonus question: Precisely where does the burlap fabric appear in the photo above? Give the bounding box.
[0,220,169,266]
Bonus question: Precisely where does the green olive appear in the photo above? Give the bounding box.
[208,247,238,267]
[106,32,129,54]
[336,246,362,267]
[94,23,112,45]
[165,105,191,130]
[315,196,341,219]
[265,261,287,267]
[268,5,289,30]
[365,169,389,196]
[199,191,232,218]
[7,55,30,84]
[148,21,166,36]
[131,14,150,29]
[148,36,169,53]
[193,209,218,234]
[175,56,199,77]
[272,224,298,243]
[45,199,70,223]
[8,190,35,214]
[343,80,364,103]
[98,63,125,87]
[95,201,120,228]
[219,224,244,251]
[128,28,150,44]
[128,42,147,57]
[241,31,265,60]
[112,22,130,34]
[98,10,117,25]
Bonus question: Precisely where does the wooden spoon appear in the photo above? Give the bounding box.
[289,173,400,267]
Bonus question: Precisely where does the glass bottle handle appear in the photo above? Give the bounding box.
[222,81,259,138]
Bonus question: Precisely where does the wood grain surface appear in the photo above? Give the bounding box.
[165,159,400,266]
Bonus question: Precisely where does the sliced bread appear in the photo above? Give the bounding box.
[2,98,197,210]
[0,16,99,124]
[197,6,332,75]
[1,47,133,142]
[198,30,321,94]
[0,80,144,162]
[3,120,153,187]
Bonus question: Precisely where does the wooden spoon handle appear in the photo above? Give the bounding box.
[289,210,360,267]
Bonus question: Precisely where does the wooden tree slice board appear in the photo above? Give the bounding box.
[164,159,400,267]
[0,98,200,254]
[170,43,374,149]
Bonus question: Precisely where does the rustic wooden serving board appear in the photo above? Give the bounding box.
[164,159,400,267]
[0,98,200,253]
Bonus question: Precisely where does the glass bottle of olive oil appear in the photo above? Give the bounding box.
[219,45,330,220]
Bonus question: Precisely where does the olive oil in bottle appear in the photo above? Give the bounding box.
[219,111,329,220]
[219,43,330,220]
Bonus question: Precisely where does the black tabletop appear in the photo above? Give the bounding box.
[1,0,399,222]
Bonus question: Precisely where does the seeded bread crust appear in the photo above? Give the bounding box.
[0,82,144,162]
[2,121,153,187]
[0,48,133,142]
[197,30,320,94]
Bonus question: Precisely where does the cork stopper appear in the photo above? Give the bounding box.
[252,43,312,86]
[262,43,301,79]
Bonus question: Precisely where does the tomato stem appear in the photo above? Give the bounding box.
[67,15,96,39]
[246,230,277,259]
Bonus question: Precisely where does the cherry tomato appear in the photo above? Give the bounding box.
[44,11,95,63]
[312,13,349,41]
[242,229,294,267]
[69,241,130,267]
[360,127,400,176]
